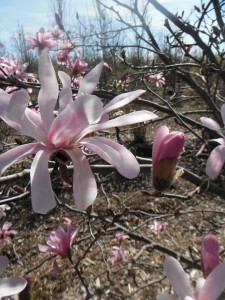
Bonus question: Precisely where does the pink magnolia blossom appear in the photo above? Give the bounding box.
[201,234,220,278]
[200,105,225,178]
[149,73,165,87]
[38,217,79,273]
[0,222,17,246]
[152,125,184,191]
[111,246,127,265]
[68,58,90,76]
[116,232,129,242]
[0,48,157,214]
[26,28,55,55]
[149,220,167,234]
[0,255,27,298]
[56,40,77,65]
[157,255,225,300]
[0,55,36,82]
[47,26,64,41]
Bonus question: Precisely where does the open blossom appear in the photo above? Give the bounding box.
[67,58,90,76]
[116,232,129,242]
[149,220,167,234]
[0,55,36,82]
[157,255,225,300]
[152,125,184,191]
[111,246,127,265]
[0,222,17,246]
[38,218,79,273]
[200,104,225,178]
[0,48,157,214]
[47,26,64,41]
[201,234,220,278]
[0,255,27,298]
[26,28,55,55]
[149,72,165,87]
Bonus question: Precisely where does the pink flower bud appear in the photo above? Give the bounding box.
[152,126,184,191]
[201,234,220,278]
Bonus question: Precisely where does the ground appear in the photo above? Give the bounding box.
[1,121,225,300]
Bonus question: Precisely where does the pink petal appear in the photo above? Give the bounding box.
[164,256,194,299]
[78,110,158,141]
[200,117,221,131]
[53,259,59,274]
[206,145,225,178]
[7,89,30,125]
[156,293,177,300]
[201,234,220,278]
[38,48,58,131]
[154,131,184,164]
[152,126,170,164]
[101,90,146,116]
[0,276,27,297]
[0,89,20,131]
[58,71,73,113]
[65,148,97,211]
[30,149,56,214]
[77,61,104,97]
[0,143,41,175]
[20,108,49,144]
[220,104,225,126]
[82,136,140,179]
[0,256,8,276]
[49,95,103,147]
[198,261,225,300]
[38,244,51,253]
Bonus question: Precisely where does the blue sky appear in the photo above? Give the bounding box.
[0,0,199,52]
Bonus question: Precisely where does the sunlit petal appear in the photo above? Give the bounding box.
[58,71,73,113]
[30,149,56,214]
[206,145,225,178]
[38,48,58,131]
[164,256,194,299]
[77,61,104,97]
[81,136,140,179]
[65,148,97,211]
[0,276,27,297]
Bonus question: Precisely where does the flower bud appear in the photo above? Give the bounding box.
[152,125,184,191]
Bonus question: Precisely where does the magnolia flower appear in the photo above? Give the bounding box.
[201,234,220,278]
[157,255,225,300]
[149,73,165,87]
[47,26,64,41]
[0,222,17,246]
[0,48,157,214]
[26,28,55,55]
[200,105,225,178]
[152,125,184,191]
[116,232,129,242]
[0,256,27,298]
[111,246,127,265]
[0,55,36,82]
[149,220,167,234]
[38,217,79,273]
[68,58,90,76]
